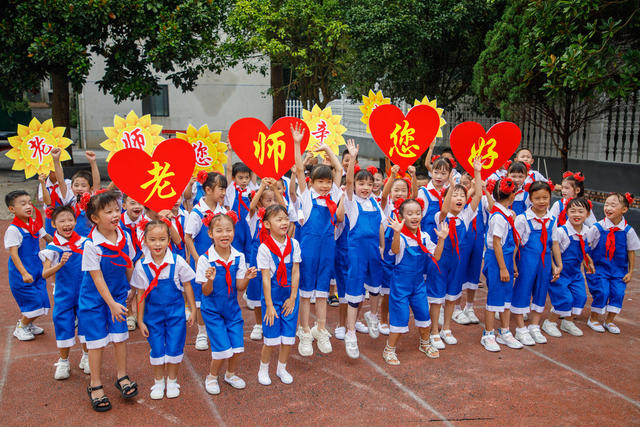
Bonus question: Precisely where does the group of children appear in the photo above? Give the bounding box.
[4,128,638,412]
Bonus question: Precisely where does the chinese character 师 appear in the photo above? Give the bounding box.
[468,137,498,169]
[193,140,213,167]
[389,120,418,158]
[121,128,146,150]
[311,120,331,144]
[253,131,286,174]
[140,161,176,203]
[28,135,53,163]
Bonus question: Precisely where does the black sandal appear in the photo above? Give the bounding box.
[114,375,138,399]
[87,385,111,412]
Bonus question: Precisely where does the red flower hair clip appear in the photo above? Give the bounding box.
[486,179,497,194]
[305,177,310,183]
[504,160,513,170]
[225,210,239,224]
[625,192,634,205]
[366,165,378,175]
[547,179,555,191]
[573,172,584,182]
[499,178,515,195]
[353,164,361,174]
[449,157,458,169]
[197,170,208,184]
[78,192,92,211]
[415,198,425,211]
[202,211,216,227]
[431,155,440,162]
[562,171,573,179]
[393,198,405,211]
[257,207,266,220]
[45,207,54,219]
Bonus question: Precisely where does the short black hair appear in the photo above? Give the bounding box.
[144,219,171,238]
[508,161,528,175]
[263,204,288,222]
[567,197,591,213]
[51,205,76,222]
[311,164,333,182]
[86,191,120,224]
[441,148,453,155]
[397,199,422,216]
[5,190,29,207]
[527,181,552,196]
[433,157,453,173]
[354,169,374,182]
[232,162,251,178]
[202,172,227,191]
[71,170,92,186]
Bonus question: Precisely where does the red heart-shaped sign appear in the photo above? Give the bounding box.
[228,117,310,180]
[369,104,440,171]
[450,121,522,181]
[108,138,195,212]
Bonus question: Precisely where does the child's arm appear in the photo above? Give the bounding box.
[493,235,510,282]
[289,166,298,203]
[85,151,101,190]
[324,144,344,185]
[336,194,345,223]
[183,177,196,207]
[185,234,198,265]
[389,217,405,254]
[345,139,358,200]
[9,247,33,283]
[42,252,71,279]
[225,143,233,184]
[437,173,456,223]
[380,165,399,210]
[51,148,68,201]
[432,223,449,260]
[281,262,300,317]
[379,223,385,257]
[89,269,127,321]
[182,282,197,326]
[551,241,563,281]
[136,288,149,337]
[237,267,257,292]
[261,269,278,326]
[38,174,52,207]
[250,179,268,215]
[408,165,418,199]
[291,124,307,194]
[424,141,436,173]
[623,251,635,283]
[42,234,53,244]
[469,157,483,212]
[484,190,495,211]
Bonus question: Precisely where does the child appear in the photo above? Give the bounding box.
[514,148,546,183]
[586,193,639,334]
[511,181,563,345]
[418,157,453,242]
[5,190,52,341]
[119,194,146,331]
[480,178,522,352]
[133,220,197,399]
[292,123,343,356]
[372,167,384,204]
[383,199,448,364]
[224,162,253,254]
[257,205,301,385]
[40,206,90,379]
[79,191,137,411]
[547,198,594,336]
[550,171,596,226]
[197,212,257,394]
[507,161,530,216]
[424,144,461,183]
[332,193,349,339]
[38,168,72,236]
[185,172,228,351]
[170,197,188,260]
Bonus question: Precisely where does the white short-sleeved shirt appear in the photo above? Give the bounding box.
[417,181,443,217]
[344,194,384,230]
[512,188,531,209]
[488,169,507,182]
[38,177,72,204]
[435,205,477,231]
[395,232,436,264]
[486,203,514,249]
[554,222,591,253]
[514,208,558,247]
[299,184,342,226]
[224,183,250,210]
[257,237,302,277]
[524,169,547,185]
[131,248,195,292]
[185,199,226,238]
[195,246,248,284]
[550,198,597,227]
[586,218,640,251]
[4,223,47,249]
[38,233,88,266]
[82,227,135,271]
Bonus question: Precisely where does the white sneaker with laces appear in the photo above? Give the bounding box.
[195,332,209,350]
[452,308,471,325]
[311,325,332,353]
[298,331,314,356]
[54,359,70,380]
[528,325,547,344]
[364,311,380,339]
[79,352,90,374]
[378,323,390,335]
[542,320,562,337]
[515,328,536,346]
[13,322,34,341]
[224,374,246,389]
[587,319,605,333]
[464,307,480,324]
[276,368,293,384]
[604,322,621,334]
[481,331,501,352]
[560,319,583,336]
[258,369,271,386]
[166,379,180,398]
[355,321,369,334]
[496,330,523,349]
[26,323,44,335]
[250,324,263,340]
[429,334,445,350]
[205,375,220,395]
[344,332,359,359]
[439,329,458,345]
[150,379,165,400]
[334,326,346,340]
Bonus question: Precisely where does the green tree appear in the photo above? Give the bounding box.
[473,0,640,171]
[0,0,233,160]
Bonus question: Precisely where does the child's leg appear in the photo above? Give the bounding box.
[380,294,389,325]
[442,300,455,330]
[429,303,442,335]
[368,294,380,317]
[484,309,495,332]
[278,344,292,364]
[210,358,226,376]
[20,315,37,326]
[227,353,241,375]
[59,347,70,359]
[260,345,273,363]
[387,332,400,347]
[88,348,104,393]
[196,308,204,327]
[347,304,358,332]
[113,341,129,380]
[153,364,164,381]
[338,303,347,328]
[167,363,179,380]
[499,309,511,330]
[299,297,311,333]
[466,288,476,307]
[513,313,524,328]
[315,297,327,330]
[253,307,262,326]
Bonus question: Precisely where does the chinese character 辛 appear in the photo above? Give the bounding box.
[468,137,498,169]
[121,128,146,150]
[193,140,213,167]
[311,120,331,144]
[389,120,418,158]
[140,161,176,203]
[253,131,286,174]
[27,135,53,163]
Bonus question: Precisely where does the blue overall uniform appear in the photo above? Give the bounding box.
[381,219,395,297]
[245,216,264,309]
[345,197,383,304]
[333,218,350,303]
[511,191,529,216]
[74,209,93,237]
[170,213,187,260]
[389,234,433,333]
[548,226,588,317]
[193,182,205,206]
[228,185,251,255]
[460,205,487,290]
[8,226,49,318]
[419,186,442,242]
[427,214,467,304]
[511,217,555,314]
[120,215,143,265]
[483,212,516,312]
[189,209,215,308]
[262,244,299,346]
[299,197,336,299]
[43,182,67,236]
[587,222,632,314]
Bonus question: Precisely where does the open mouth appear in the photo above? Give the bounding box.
[131,208,143,216]
[455,202,464,209]
[219,238,230,245]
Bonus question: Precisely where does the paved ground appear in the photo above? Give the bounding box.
[0,216,638,425]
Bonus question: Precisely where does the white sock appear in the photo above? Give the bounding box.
[259,361,269,373]
[466,302,474,309]
[155,378,164,385]
[167,377,177,383]
[277,361,287,373]
[454,305,461,311]
[198,324,207,335]
[346,330,356,339]
[59,358,68,362]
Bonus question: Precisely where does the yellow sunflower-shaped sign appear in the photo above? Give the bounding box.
[413,96,446,138]
[359,90,391,134]
[302,105,347,158]
[176,124,227,175]
[101,110,164,161]
[6,118,73,178]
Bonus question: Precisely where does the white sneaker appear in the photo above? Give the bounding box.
[481,331,501,352]
[195,332,209,350]
[250,324,263,340]
[258,368,271,386]
[150,379,165,400]
[560,319,583,336]
[126,316,137,331]
[439,329,458,345]
[496,330,523,349]
[452,308,471,325]
[378,323,390,335]
[604,322,621,334]
[311,325,332,353]
[429,334,445,350]
[334,326,346,340]
[54,359,70,380]
[528,325,547,344]
[26,323,44,335]
[587,319,605,333]
[515,328,536,346]
[166,380,180,398]
[205,375,220,395]
[298,331,314,356]
[355,321,369,334]
[364,311,380,339]
[224,374,246,389]
[13,322,34,341]
[464,307,480,324]
[542,320,562,338]
[79,352,91,374]
[344,332,359,358]
[276,367,293,384]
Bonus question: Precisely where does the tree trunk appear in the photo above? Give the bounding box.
[51,71,73,166]
[561,93,572,172]
[271,63,286,123]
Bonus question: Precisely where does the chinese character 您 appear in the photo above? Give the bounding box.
[468,137,498,169]
[389,120,418,158]
[27,135,53,163]
[121,128,146,150]
[140,161,176,203]
[193,140,213,167]
[253,131,286,174]
[311,120,331,144]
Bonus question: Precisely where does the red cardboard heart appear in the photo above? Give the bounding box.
[108,138,195,212]
[369,104,440,171]
[449,121,522,180]
[228,117,310,180]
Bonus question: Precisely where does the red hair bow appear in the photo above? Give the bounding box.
[547,179,555,191]
[415,198,425,210]
[499,178,515,195]
[366,165,378,175]
[354,164,361,174]
[197,170,208,184]
[504,160,513,170]
[486,179,497,194]
[202,211,216,227]
[523,161,531,171]
[562,171,574,179]
[432,155,440,162]
[393,198,405,211]
[449,157,457,169]
[625,192,634,205]
[305,177,310,183]
[573,172,584,182]
[45,207,54,219]
[226,210,239,224]
[78,192,92,211]
[257,207,266,220]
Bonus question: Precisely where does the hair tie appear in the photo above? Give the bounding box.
[202,211,216,227]
[393,198,405,210]
[562,171,573,179]
[625,192,634,205]
[45,207,54,219]
[78,192,91,211]
[226,211,239,224]
[504,160,512,170]
[499,178,515,195]
[432,155,440,162]
[547,179,555,191]
[449,157,457,169]
[366,165,378,175]
[415,198,425,210]
[573,172,584,182]
[197,170,208,184]
[486,179,497,194]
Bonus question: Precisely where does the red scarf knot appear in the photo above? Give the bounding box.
[96,227,133,268]
[138,262,169,307]
[490,206,520,248]
[533,217,550,265]
[11,206,44,239]
[317,194,337,226]
[53,232,84,254]
[263,235,292,287]
[215,259,234,295]
[428,188,443,209]
[234,183,251,219]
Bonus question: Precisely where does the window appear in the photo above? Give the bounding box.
[142,85,169,116]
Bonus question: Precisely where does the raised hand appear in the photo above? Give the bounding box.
[473,156,483,172]
[290,122,306,145]
[390,164,400,176]
[51,147,62,160]
[434,222,449,240]
[407,165,416,176]
[85,151,97,162]
[345,138,359,158]
[387,217,405,233]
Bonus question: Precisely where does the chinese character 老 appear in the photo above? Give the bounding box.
[140,161,176,203]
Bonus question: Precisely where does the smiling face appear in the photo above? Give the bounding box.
[450,187,467,215]
[604,195,627,223]
[530,188,550,214]
[234,172,251,189]
[311,177,332,196]
[205,183,226,206]
[373,172,383,193]
[567,205,588,228]
[508,171,526,188]
[260,189,277,209]
[208,217,235,250]
[92,200,121,234]
[390,180,409,202]
[264,209,289,239]
[71,177,91,196]
[355,177,374,199]
[53,210,76,239]
[124,197,144,221]
[144,224,169,258]
[8,195,33,221]
[561,179,576,199]
[399,201,422,233]
[515,149,533,165]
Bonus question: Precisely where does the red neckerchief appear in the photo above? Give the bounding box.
[234,183,251,219]
[490,206,520,247]
[317,194,337,226]
[53,232,83,254]
[121,213,142,252]
[400,224,440,272]
[605,220,625,260]
[74,201,82,217]
[533,217,550,265]
[258,218,270,244]
[215,259,233,295]
[428,188,443,209]
[91,227,133,268]
[575,233,592,273]
[448,216,460,256]
[172,216,184,250]
[558,198,572,226]
[200,209,214,225]
[48,183,63,207]
[263,234,292,287]
[11,207,44,239]
[138,262,169,307]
